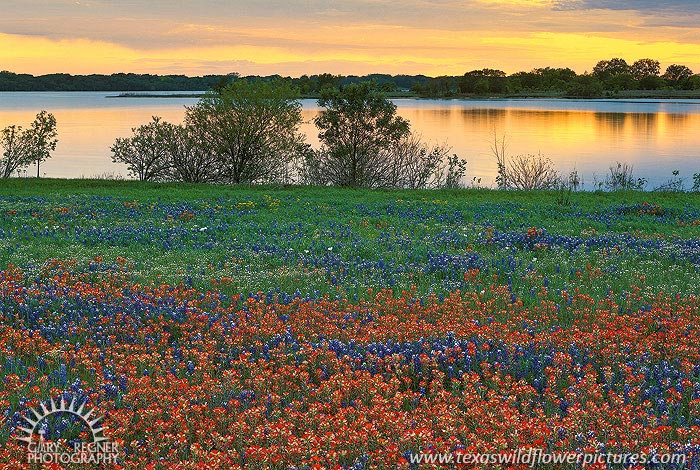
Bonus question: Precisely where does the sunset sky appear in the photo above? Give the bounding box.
[2,0,699,77]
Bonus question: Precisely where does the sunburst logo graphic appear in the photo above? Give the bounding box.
[14,394,119,465]
[15,395,107,445]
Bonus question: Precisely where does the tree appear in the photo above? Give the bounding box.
[593,58,630,81]
[468,68,506,78]
[164,123,221,183]
[0,111,57,178]
[567,74,604,98]
[688,75,700,90]
[27,110,58,177]
[607,73,636,91]
[473,78,490,94]
[0,125,30,178]
[186,79,305,184]
[312,82,410,187]
[663,64,694,84]
[631,59,660,80]
[111,116,172,181]
[510,71,542,90]
[459,69,506,94]
[533,67,577,90]
[638,75,665,90]
[419,76,455,97]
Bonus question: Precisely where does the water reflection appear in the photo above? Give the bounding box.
[391,106,700,187]
[594,112,627,136]
[0,93,699,187]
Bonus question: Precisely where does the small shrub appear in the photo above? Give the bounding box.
[439,154,468,189]
[604,162,647,191]
[693,173,700,192]
[653,170,684,192]
[555,170,581,206]
[492,134,559,190]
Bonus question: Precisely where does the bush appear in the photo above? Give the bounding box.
[653,170,684,192]
[493,135,559,190]
[111,116,171,181]
[604,162,647,191]
[382,134,464,189]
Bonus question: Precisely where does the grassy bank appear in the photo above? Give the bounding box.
[2,178,699,301]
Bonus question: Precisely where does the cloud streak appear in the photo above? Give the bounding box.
[554,0,700,12]
[1,0,699,75]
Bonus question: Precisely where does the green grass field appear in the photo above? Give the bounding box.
[2,178,699,303]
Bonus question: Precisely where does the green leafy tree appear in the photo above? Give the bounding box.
[593,58,630,81]
[663,64,694,84]
[638,75,665,90]
[312,82,410,187]
[164,122,221,183]
[186,79,305,184]
[459,69,506,94]
[0,125,30,178]
[533,67,577,90]
[567,74,604,98]
[510,71,542,91]
[111,116,172,181]
[473,78,490,94]
[422,76,455,97]
[607,73,637,91]
[631,59,660,80]
[27,110,58,177]
[0,110,57,178]
[688,75,700,90]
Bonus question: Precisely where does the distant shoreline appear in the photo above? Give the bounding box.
[106,91,700,100]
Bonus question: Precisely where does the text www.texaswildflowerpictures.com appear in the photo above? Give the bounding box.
[407,448,687,467]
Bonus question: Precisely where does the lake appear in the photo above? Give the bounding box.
[1,91,699,188]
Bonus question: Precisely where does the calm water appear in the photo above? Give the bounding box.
[1,92,699,188]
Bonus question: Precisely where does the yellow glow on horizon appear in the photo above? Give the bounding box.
[480,32,700,70]
[1,26,699,77]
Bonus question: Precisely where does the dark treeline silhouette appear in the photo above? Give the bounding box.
[0,71,226,92]
[2,58,699,97]
[0,70,424,93]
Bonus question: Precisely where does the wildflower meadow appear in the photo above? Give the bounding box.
[1,179,700,469]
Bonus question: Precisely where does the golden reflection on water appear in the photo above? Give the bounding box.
[389,107,700,187]
[2,98,699,187]
[0,106,188,178]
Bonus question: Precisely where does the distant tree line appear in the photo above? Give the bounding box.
[415,59,700,98]
[0,71,227,92]
[0,70,423,94]
[1,58,698,97]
